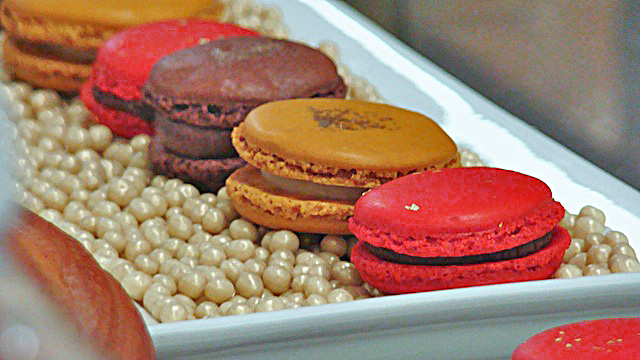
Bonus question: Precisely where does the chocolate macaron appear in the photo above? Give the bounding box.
[349,167,571,294]
[81,19,258,138]
[227,98,460,234]
[144,36,347,193]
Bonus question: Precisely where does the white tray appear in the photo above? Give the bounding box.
[148,1,640,359]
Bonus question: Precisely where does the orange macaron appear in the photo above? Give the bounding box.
[227,98,460,234]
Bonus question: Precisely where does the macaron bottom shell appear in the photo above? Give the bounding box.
[226,165,354,234]
[4,36,91,93]
[351,226,571,294]
[149,139,245,193]
[81,80,153,138]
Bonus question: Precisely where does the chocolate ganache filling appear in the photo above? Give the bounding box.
[366,232,553,266]
[261,170,367,202]
[93,87,154,122]
[11,37,96,64]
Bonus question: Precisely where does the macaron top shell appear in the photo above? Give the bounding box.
[92,20,258,99]
[349,167,565,257]
[6,0,220,26]
[512,318,640,359]
[237,98,458,174]
[354,167,555,234]
[144,37,344,104]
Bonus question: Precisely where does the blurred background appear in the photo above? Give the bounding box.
[341,0,639,190]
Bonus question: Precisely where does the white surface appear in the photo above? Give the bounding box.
[148,1,640,358]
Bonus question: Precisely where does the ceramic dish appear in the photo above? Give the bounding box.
[145,1,640,359]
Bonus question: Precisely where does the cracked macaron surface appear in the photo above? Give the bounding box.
[349,167,570,294]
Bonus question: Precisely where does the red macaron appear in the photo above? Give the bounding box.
[81,19,259,138]
[349,167,570,294]
[512,318,640,359]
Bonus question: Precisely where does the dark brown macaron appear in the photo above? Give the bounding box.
[144,36,346,193]
[149,138,245,193]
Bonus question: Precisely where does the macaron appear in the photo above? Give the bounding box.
[81,19,258,138]
[227,98,461,234]
[1,0,225,92]
[144,37,347,193]
[512,318,640,359]
[349,167,570,294]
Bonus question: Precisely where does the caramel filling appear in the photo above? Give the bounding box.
[11,37,96,64]
[260,170,367,202]
[366,232,553,266]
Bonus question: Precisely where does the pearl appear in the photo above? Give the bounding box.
[107,178,138,207]
[121,271,152,301]
[235,272,264,298]
[220,258,244,282]
[255,297,285,312]
[103,143,134,167]
[202,208,226,234]
[254,247,271,262]
[344,285,370,299]
[103,230,126,253]
[327,288,354,303]
[568,252,587,269]
[159,302,188,322]
[199,193,217,207]
[309,264,331,280]
[573,216,605,239]
[320,235,347,257]
[318,252,340,267]
[90,200,120,218]
[303,276,331,297]
[226,239,255,261]
[210,234,233,248]
[124,238,152,261]
[197,246,225,267]
[229,219,259,242]
[303,294,328,306]
[142,225,170,248]
[134,254,159,275]
[584,233,604,251]
[216,187,230,200]
[149,249,171,265]
[215,199,238,223]
[195,301,220,318]
[153,274,177,295]
[204,277,235,304]
[178,271,207,299]
[609,255,640,273]
[225,303,254,316]
[196,266,226,282]
[269,230,300,252]
[100,159,124,180]
[582,264,611,276]
[578,205,606,225]
[262,265,292,295]
[553,264,582,278]
[604,231,629,246]
[243,259,266,276]
[586,244,612,265]
[167,214,193,240]
[612,244,637,258]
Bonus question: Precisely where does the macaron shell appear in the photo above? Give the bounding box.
[80,80,152,138]
[149,138,245,193]
[1,1,120,49]
[3,37,91,92]
[144,37,345,105]
[351,167,564,257]
[92,20,259,101]
[351,225,570,294]
[512,318,640,359]
[226,165,353,234]
[6,0,223,27]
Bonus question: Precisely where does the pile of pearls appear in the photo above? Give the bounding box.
[553,206,639,278]
[1,0,637,324]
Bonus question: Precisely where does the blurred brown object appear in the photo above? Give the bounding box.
[3,206,155,360]
[344,0,640,190]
